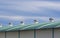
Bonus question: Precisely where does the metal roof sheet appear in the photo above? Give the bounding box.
[0,22,60,31]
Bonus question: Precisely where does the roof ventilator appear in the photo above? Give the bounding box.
[49,18,54,22]
[9,22,13,26]
[20,21,24,25]
[34,19,39,24]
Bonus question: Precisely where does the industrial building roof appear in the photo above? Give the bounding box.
[0,22,60,32]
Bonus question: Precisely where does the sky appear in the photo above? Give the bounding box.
[0,0,60,25]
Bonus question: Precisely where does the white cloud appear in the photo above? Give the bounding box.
[0,1,60,12]
[14,1,60,12]
[0,16,24,21]
[0,1,60,22]
[0,15,60,22]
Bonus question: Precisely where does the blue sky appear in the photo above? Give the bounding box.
[0,0,60,25]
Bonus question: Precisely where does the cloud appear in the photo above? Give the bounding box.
[0,15,48,21]
[0,16,24,21]
[0,1,60,17]
[14,1,60,12]
[0,1,60,23]
[0,15,60,22]
[0,1,60,12]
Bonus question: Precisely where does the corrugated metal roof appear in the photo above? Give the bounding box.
[0,22,60,31]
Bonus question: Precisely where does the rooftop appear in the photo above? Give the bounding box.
[0,21,60,32]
